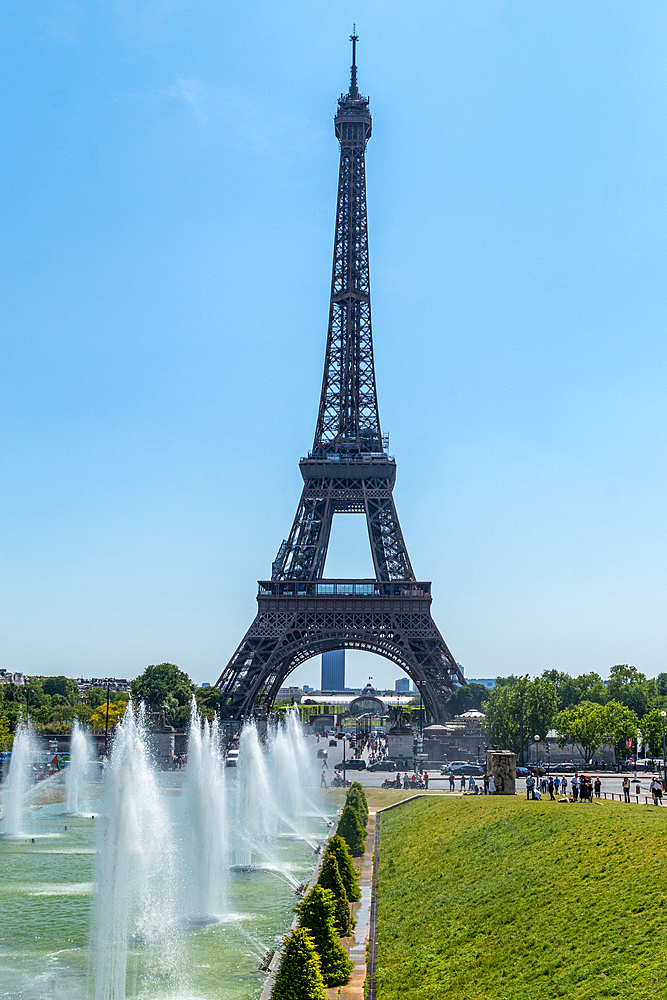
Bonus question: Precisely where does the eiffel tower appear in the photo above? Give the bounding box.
[215,33,464,722]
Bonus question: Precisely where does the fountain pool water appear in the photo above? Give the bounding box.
[0,706,333,999]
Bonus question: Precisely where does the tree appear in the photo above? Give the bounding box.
[42,676,80,705]
[656,673,667,698]
[270,927,327,1000]
[0,716,12,751]
[639,708,667,758]
[445,683,489,715]
[607,664,651,718]
[130,664,194,718]
[86,687,107,708]
[345,784,368,829]
[336,803,366,858]
[555,700,639,763]
[317,852,351,934]
[483,676,557,759]
[89,697,129,733]
[296,885,352,987]
[323,835,360,901]
[542,671,607,711]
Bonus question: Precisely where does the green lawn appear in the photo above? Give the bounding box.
[376,796,667,1000]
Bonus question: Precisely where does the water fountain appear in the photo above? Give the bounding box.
[1,717,37,837]
[92,702,179,1000]
[180,696,228,922]
[66,718,93,815]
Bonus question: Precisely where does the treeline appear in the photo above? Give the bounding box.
[448,665,667,761]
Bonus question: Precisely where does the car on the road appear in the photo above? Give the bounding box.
[366,760,397,772]
[316,748,328,758]
[328,739,338,747]
[225,750,239,768]
[515,766,533,778]
[549,763,575,773]
[342,758,366,770]
[442,763,485,777]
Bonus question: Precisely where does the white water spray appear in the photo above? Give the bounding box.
[92,703,179,1000]
[180,697,228,921]
[1,719,37,836]
[66,719,93,815]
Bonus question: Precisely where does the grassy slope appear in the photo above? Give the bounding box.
[376,797,667,1000]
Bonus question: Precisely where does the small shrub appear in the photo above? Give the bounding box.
[337,803,366,857]
[270,927,327,1000]
[297,884,353,986]
[324,835,361,901]
[317,852,351,934]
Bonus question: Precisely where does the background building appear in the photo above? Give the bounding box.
[321,649,345,692]
[395,677,410,692]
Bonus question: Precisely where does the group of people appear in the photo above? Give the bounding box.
[447,772,497,794]
[621,775,664,804]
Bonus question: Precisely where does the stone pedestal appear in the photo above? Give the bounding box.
[486,750,516,795]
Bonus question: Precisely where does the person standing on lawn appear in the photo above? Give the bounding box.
[561,776,567,795]
[526,773,535,800]
[488,774,496,794]
[483,773,490,795]
[554,776,560,795]
[571,773,579,801]
[594,777,601,798]
[548,776,555,800]
[623,776,631,803]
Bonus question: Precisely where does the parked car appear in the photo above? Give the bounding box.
[342,758,366,770]
[440,760,469,772]
[316,749,328,759]
[225,750,239,768]
[366,760,397,772]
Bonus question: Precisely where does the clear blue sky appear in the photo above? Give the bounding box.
[2,2,667,691]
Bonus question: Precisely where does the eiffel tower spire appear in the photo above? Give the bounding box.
[314,29,380,456]
[215,40,464,722]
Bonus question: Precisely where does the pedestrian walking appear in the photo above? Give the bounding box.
[623,776,630,803]
[321,766,327,788]
[483,773,490,795]
[488,774,496,794]
[460,774,466,793]
[548,777,555,800]
[449,772,455,792]
[654,778,663,805]
[424,772,429,789]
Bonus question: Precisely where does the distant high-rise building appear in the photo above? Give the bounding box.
[321,649,345,691]
[395,677,410,692]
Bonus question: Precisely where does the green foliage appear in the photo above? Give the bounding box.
[446,682,490,715]
[41,676,80,705]
[482,676,557,757]
[336,803,366,857]
[639,708,667,757]
[542,669,608,711]
[85,687,108,708]
[345,784,368,829]
[376,796,667,1000]
[317,852,351,934]
[0,716,13,751]
[323,835,361,901]
[130,663,194,715]
[555,700,639,761]
[270,927,327,1000]
[607,664,652,718]
[297,885,353,986]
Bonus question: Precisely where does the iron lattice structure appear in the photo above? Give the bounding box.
[215,35,464,722]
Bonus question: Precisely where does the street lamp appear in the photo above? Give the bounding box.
[661,711,666,787]
[534,735,541,792]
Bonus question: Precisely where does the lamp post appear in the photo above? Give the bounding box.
[534,735,540,792]
[661,711,666,787]
[104,679,111,756]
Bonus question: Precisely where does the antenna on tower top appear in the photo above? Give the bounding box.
[349,25,359,97]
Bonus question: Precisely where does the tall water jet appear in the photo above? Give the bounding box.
[235,722,276,866]
[66,719,93,815]
[180,697,227,921]
[1,718,37,837]
[92,702,179,1000]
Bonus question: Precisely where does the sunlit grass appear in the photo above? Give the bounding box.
[376,796,667,1000]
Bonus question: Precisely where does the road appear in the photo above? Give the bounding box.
[311,736,664,798]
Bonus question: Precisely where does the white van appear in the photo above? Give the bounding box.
[225,750,239,767]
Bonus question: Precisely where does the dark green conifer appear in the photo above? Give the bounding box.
[297,885,353,986]
[336,803,366,857]
[323,834,361,901]
[345,784,368,828]
[317,851,351,934]
[270,927,327,1000]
